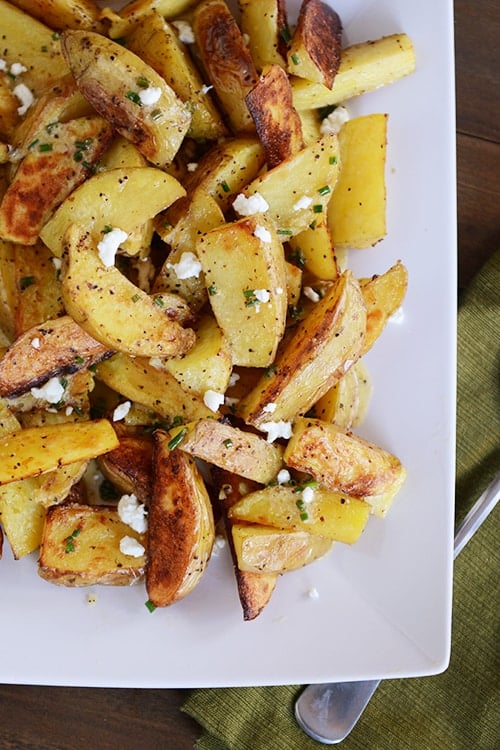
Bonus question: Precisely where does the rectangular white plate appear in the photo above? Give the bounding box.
[0,0,456,687]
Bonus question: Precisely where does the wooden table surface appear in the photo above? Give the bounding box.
[1,1,499,748]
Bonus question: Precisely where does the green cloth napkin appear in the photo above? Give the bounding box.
[183,250,500,750]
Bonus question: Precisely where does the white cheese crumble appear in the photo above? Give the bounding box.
[10,62,27,76]
[293,195,312,211]
[119,535,145,558]
[260,420,293,443]
[303,286,320,303]
[65,406,73,416]
[254,224,272,243]
[232,192,269,216]
[302,485,315,504]
[97,228,128,267]
[229,372,240,387]
[0,59,6,71]
[51,256,62,271]
[211,534,227,557]
[320,105,350,135]
[203,389,224,412]
[254,288,270,304]
[263,402,277,413]
[117,494,148,534]
[308,587,320,600]
[30,337,40,349]
[167,251,202,279]
[389,306,405,324]
[200,84,213,94]
[173,20,195,43]
[187,161,198,172]
[138,86,162,106]
[277,468,291,484]
[224,396,239,409]
[113,400,131,422]
[13,83,34,116]
[30,377,64,404]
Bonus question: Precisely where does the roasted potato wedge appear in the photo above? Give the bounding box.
[239,271,366,428]
[0,315,109,398]
[98,435,153,504]
[0,238,18,342]
[284,417,407,516]
[10,0,103,31]
[360,260,408,354]
[146,429,215,606]
[38,503,146,586]
[239,0,288,71]
[314,359,372,429]
[231,523,332,574]
[287,0,342,89]
[61,30,191,167]
[0,476,46,558]
[13,241,64,337]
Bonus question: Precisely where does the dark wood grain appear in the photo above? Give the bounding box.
[1,2,498,748]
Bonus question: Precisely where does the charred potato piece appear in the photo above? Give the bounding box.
[10,0,104,32]
[239,0,288,71]
[98,435,153,503]
[287,0,342,88]
[0,315,109,398]
[146,429,215,607]
[61,30,191,168]
[38,503,146,586]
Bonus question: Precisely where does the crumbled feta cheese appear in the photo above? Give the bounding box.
[320,105,350,135]
[254,289,270,304]
[10,62,27,76]
[51,256,62,271]
[172,20,195,43]
[117,494,148,534]
[232,192,269,216]
[211,534,226,556]
[219,483,233,501]
[13,83,34,116]
[30,337,40,349]
[277,468,291,484]
[200,84,213,94]
[65,406,73,416]
[30,377,65,404]
[302,485,315,504]
[293,195,312,211]
[303,286,320,303]
[224,396,239,409]
[0,59,6,71]
[263,402,277,413]
[167,251,202,279]
[308,587,320,600]
[260,420,293,443]
[113,400,131,421]
[138,86,162,106]
[389,306,405,324]
[254,224,272,243]
[119,535,145,558]
[203,389,224,412]
[187,162,198,172]
[276,287,284,295]
[148,357,163,370]
[97,227,128,267]
[229,372,240,387]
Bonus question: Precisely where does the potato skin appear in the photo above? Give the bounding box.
[288,0,343,88]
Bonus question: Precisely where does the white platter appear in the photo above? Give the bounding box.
[0,0,456,687]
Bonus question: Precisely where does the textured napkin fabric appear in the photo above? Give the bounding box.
[183,250,500,750]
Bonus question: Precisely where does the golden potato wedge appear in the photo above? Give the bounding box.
[314,359,372,429]
[10,0,104,32]
[197,215,288,367]
[0,238,17,342]
[31,460,88,508]
[359,260,408,354]
[245,64,304,168]
[284,417,407,516]
[234,133,340,238]
[328,114,388,249]
[38,503,146,586]
[95,353,214,423]
[61,225,195,358]
[0,315,110,398]
[239,0,288,71]
[288,216,338,280]
[231,523,332,574]
[13,240,64,337]
[228,484,370,544]
[127,12,228,141]
[102,0,198,39]
[0,476,46,558]
[192,0,258,133]
[239,270,366,428]
[167,418,284,485]
[61,30,191,167]
[0,72,19,140]
[291,33,416,110]
[146,429,215,606]
[8,369,92,417]
[98,435,153,504]
[0,419,118,485]
[287,0,342,88]
[0,116,114,245]
[41,166,186,257]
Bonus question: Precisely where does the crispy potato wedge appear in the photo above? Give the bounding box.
[61,30,191,167]
[13,241,64,337]
[10,0,104,32]
[197,215,288,367]
[0,116,114,245]
[32,460,88,508]
[239,270,366,428]
[146,429,215,606]
[292,33,416,110]
[239,0,288,71]
[314,359,372,430]
[288,217,339,280]
[98,435,153,504]
[246,64,304,169]
[287,0,342,88]
[0,419,118,485]
[231,523,332,574]
[284,417,407,516]
[38,503,146,586]
[0,315,110,398]
[95,353,214,423]
[102,0,198,39]
[0,238,17,342]
[193,0,258,134]
[168,418,284,485]
[0,73,19,140]
[228,484,370,544]
[61,225,195,358]
[41,166,186,257]
[360,260,408,354]
[0,476,46,558]
[8,369,92,416]
[127,12,228,141]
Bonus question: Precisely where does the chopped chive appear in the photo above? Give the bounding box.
[223,439,233,448]
[136,75,150,88]
[291,53,300,65]
[167,427,188,450]
[151,108,162,120]
[28,138,39,150]
[280,26,292,43]
[277,228,293,236]
[102,225,113,234]
[38,143,53,152]
[46,121,59,133]
[153,295,164,307]
[20,275,35,290]
[265,365,277,378]
[300,511,309,521]
[52,31,60,40]
[329,155,338,165]
[220,180,230,193]
[318,185,331,196]
[312,204,323,213]
[289,249,306,268]
[73,151,84,162]
[131,293,140,303]
[65,540,75,553]
[208,283,217,296]
[126,91,141,105]
[74,355,85,364]
[145,600,157,613]
[75,138,92,150]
